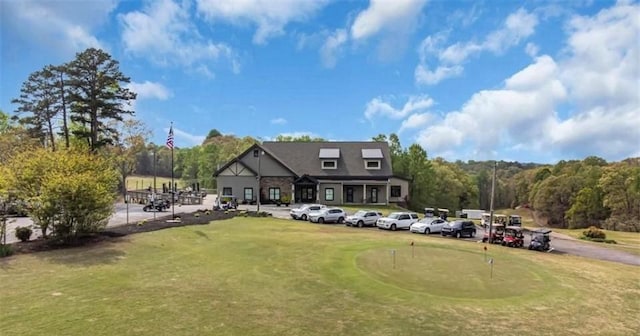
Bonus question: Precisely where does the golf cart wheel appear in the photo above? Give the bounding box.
[301,214,307,221]
[455,232,461,238]
[471,231,476,238]
[424,228,430,235]
[391,224,397,231]
[357,221,364,228]
[482,238,487,243]
[338,217,344,224]
[318,217,324,224]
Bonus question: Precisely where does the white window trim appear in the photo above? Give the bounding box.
[325,188,334,201]
[365,160,381,170]
[322,160,337,169]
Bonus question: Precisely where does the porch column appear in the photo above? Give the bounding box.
[386,180,391,205]
[340,182,344,204]
[316,183,320,203]
[363,183,367,204]
[291,184,295,203]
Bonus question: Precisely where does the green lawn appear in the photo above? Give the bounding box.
[1,218,638,336]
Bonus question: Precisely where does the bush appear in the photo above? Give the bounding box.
[0,244,13,258]
[579,236,617,244]
[15,226,32,242]
[582,226,606,239]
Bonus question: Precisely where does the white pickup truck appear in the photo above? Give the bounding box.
[376,212,419,231]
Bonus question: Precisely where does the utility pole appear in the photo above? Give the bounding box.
[257,149,261,212]
[488,161,497,242]
[153,148,157,194]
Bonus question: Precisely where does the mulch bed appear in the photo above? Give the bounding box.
[4,210,238,256]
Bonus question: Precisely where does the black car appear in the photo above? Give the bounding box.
[441,220,476,238]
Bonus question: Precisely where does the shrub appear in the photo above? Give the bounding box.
[0,244,13,257]
[15,226,33,242]
[579,236,617,244]
[582,226,606,239]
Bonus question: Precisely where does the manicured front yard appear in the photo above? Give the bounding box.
[1,218,638,335]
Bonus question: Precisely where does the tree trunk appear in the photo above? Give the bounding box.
[59,72,70,149]
[47,114,56,152]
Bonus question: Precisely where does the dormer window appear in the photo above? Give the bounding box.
[322,160,337,169]
[365,160,380,170]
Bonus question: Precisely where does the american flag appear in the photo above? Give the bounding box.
[166,125,174,149]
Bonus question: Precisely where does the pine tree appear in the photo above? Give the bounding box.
[66,48,136,152]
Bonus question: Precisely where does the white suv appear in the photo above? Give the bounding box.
[345,210,383,227]
[290,204,326,221]
[308,208,346,224]
[377,212,419,231]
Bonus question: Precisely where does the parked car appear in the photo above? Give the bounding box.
[441,220,477,238]
[376,212,419,231]
[410,217,448,234]
[308,208,346,224]
[290,204,326,220]
[345,210,383,227]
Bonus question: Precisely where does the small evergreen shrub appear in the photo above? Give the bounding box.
[582,226,606,239]
[15,226,33,242]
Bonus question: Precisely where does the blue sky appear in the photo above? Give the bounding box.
[1,0,638,163]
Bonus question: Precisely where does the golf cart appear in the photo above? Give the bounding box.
[502,226,524,248]
[424,207,435,217]
[528,229,552,251]
[482,224,505,244]
[143,199,170,212]
[508,215,522,227]
[215,195,238,211]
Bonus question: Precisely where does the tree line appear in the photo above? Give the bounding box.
[2,47,638,235]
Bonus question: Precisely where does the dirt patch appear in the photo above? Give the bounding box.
[5,210,237,256]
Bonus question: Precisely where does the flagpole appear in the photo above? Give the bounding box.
[170,122,175,219]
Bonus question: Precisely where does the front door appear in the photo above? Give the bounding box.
[300,187,315,203]
[346,187,354,203]
[370,187,378,203]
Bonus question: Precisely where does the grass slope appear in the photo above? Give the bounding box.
[1,218,638,336]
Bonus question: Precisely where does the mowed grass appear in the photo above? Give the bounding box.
[125,175,185,191]
[1,218,639,336]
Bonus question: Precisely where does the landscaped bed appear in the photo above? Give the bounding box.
[6,209,238,255]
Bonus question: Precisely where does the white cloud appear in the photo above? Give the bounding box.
[525,42,539,57]
[414,64,463,85]
[364,95,434,120]
[350,0,427,41]
[120,0,238,75]
[412,2,640,161]
[320,29,348,68]
[416,8,539,85]
[169,128,206,146]
[1,0,116,55]
[196,0,329,44]
[127,81,172,100]
[399,113,432,133]
[270,118,287,125]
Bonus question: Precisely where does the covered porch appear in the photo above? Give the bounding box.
[318,180,390,205]
[293,175,318,204]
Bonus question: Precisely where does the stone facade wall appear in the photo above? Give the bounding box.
[260,176,294,202]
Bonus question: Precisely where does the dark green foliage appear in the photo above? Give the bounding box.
[0,244,13,257]
[66,48,136,151]
[15,226,32,242]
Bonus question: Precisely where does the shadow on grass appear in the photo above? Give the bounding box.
[193,230,210,240]
[34,246,126,267]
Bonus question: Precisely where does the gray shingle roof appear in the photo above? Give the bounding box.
[261,141,392,178]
